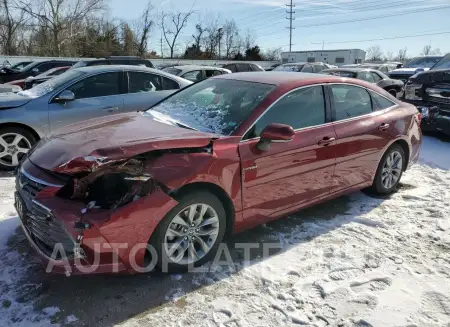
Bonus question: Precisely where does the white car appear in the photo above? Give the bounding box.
[162,65,231,82]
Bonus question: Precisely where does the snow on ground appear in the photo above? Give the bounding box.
[0,135,449,327]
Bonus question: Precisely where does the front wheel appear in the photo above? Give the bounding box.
[369,144,405,195]
[151,191,227,273]
[0,127,37,170]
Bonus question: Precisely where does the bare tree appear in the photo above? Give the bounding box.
[366,45,383,61]
[263,47,282,61]
[0,0,28,54]
[223,19,238,58]
[133,1,153,57]
[17,0,105,55]
[421,45,441,56]
[243,28,255,51]
[161,10,193,58]
[396,47,408,62]
[192,22,205,56]
[385,51,394,61]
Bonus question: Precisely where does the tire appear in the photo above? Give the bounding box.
[0,126,37,170]
[388,89,397,98]
[369,144,405,195]
[150,191,227,273]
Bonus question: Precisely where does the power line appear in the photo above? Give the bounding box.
[311,31,450,45]
[286,0,295,54]
[296,5,450,28]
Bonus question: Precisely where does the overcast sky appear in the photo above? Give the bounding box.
[108,0,450,57]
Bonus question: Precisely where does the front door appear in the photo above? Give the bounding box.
[48,72,125,132]
[328,84,398,192]
[238,85,337,223]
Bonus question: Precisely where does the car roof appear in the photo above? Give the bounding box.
[213,71,345,86]
[322,68,377,73]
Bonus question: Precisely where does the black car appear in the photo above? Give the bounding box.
[403,53,450,136]
[23,66,71,90]
[0,60,76,83]
[273,62,329,74]
[0,61,34,73]
[220,62,264,72]
[322,68,405,98]
[72,56,154,69]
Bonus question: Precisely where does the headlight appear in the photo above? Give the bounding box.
[404,83,422,100]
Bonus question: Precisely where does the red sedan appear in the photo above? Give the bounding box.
[15,72,422,275]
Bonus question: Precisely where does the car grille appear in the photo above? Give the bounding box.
[16,168,75,258]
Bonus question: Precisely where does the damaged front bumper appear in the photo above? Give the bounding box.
[15,159,178,275]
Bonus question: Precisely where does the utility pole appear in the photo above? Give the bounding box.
[160,30,164,58]
[286,0,295,58]
[218,28,223,61]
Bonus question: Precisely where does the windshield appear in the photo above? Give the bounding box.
[406,56,442,68]
[17,70,86,98]
[162,67,182,75]
[147,78,275,135]
[431,54,450,70]
[10,62,31,71]
[273,64,305,72]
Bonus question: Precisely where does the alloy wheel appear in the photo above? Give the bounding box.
[381,150,403,189]
[0,133,32,167]
[164,203,220,265]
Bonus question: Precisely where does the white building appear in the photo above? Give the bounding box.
[281,49,366,66]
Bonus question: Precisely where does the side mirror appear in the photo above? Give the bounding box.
[257,123,295,151]
[31,68,39,76]
[54,90,75,103]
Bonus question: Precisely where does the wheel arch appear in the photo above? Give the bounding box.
[391,139,410,171]
[0,122,41,142]
[169,182,235,238]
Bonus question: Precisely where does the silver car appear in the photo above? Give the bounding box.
[0,65,192,169]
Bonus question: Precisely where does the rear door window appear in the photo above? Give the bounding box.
[237,63,251,72]
[128,71,163,92]
[182,70,203,82]
[358,71,375,83]
[330,84,373,121]
[370,92,396,110]
[223,64,237,72]
[162,77,180,90]
[301,65,313,73]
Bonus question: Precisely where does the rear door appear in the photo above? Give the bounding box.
[328,84,398,192]
[238,85,337,223]
[122,71,180,111]
[48,72,125,132]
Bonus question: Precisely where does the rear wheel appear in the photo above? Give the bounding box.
[388,89,397,98]
[150,191,227,273]
[369,144,405,195]
[0,127,37,170]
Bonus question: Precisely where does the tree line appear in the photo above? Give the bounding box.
[0,0,281,60]
[366,44,442,62]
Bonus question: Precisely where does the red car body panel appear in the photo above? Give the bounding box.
[15,73,422,274]
[6,78,25,88]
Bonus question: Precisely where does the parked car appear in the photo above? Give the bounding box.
[388,56,443,83]
[14,72,421,275]
[322,68,405,98]
[72,56,154,69]
[0,65,191,169]
[22,66,71,90]
[162,65,231,82]
[156,63,187,70]
[0,61,34,73]
[273,62,329,73]
[0,60,76,84]
[220,62,264,72]
[265,63,281,71]
[403,53,450,136]
[359,63,398,74]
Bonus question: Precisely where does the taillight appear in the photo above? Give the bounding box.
[414,112,422,125]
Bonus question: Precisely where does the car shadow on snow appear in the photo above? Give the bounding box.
[0,184,410,327]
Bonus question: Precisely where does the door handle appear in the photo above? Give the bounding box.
[102,106,119,113]
[318,137,336,146]
[378,123,390,131]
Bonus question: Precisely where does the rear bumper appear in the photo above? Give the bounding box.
[403,99,450,136]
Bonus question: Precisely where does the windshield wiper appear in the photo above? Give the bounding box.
[174,121,198,131]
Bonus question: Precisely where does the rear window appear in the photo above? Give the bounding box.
[162,67,182,75]
[325,71,356,78]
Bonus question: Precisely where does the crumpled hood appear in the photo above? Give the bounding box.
[390,67,430,76]
[29,112,219,174]
[0,92,32,108]
[409,69,450,84]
